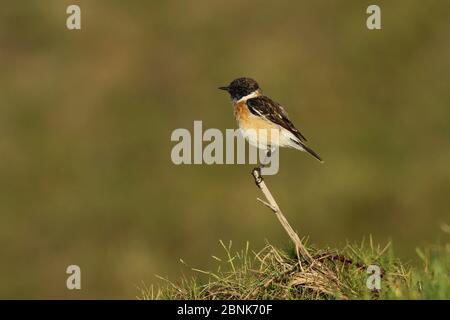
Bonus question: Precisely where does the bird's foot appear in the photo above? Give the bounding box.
[252,167,264,186]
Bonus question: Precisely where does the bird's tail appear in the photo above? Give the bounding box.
[291,139,324,163]
[303,144,324,163]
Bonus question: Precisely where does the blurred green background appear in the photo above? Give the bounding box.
[0,0,449,298]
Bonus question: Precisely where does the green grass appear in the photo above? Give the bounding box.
[140,238,450,300]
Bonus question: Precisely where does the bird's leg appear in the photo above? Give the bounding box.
[254,147,273,174]
[260,148,272,168]
[261,147,275,168]
[253,147,276,185]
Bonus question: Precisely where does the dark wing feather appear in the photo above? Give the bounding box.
[247,96,308,142]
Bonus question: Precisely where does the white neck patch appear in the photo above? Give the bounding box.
[235,90,260,103]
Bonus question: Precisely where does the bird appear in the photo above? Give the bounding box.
[219,77,323,163]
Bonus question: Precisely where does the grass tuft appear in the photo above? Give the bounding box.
[140,239,450,300]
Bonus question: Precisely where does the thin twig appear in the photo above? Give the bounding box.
[251,168,313,263]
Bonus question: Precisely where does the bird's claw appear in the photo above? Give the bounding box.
[252,167,264,185]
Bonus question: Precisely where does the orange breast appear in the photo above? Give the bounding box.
[234,101,250,123]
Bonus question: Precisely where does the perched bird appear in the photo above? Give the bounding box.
[219,77,323,163]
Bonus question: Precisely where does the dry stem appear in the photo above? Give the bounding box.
[251,168,313,263]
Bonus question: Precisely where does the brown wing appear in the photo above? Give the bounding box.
[247,96,308,142]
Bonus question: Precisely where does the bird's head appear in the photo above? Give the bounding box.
[219,77,260,101]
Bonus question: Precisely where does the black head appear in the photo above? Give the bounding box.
[219,77,260,101]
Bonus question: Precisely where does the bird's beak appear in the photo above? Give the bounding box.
[218,86,229,91]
